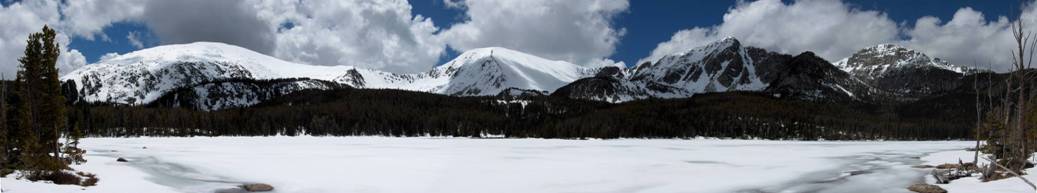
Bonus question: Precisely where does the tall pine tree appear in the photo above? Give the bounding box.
[15,25,68,175]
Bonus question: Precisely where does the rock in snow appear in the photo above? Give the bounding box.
[241,183,274,192]
[907,183,947,193]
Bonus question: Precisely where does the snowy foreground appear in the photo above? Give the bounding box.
[0,137,1025,193]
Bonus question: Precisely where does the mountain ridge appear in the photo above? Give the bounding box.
[62,42,598,109]
[62,38,988,109]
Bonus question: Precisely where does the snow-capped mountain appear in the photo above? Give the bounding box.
[834,44,975,99]
[330,47,597,96]
[61,42,597,109]
[427,47,596,96]
[834,44,972,76]
[555,38,910,103]
[630,37,767,93]
[556,38,768,102]
[62,42,357,105]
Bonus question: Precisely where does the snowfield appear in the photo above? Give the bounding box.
[0,137,997,193]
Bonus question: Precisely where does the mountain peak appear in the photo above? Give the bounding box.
[447,47,567,67]
[435,47,595,96]
[675,37,742,57]
[719,36,740,43]
[838,43,971,74]
[832,43,975,99]
[629,36,764,94]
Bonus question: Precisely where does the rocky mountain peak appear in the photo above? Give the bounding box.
[836,44,972,75]
[629,37,764,93]
[834,44,974,99]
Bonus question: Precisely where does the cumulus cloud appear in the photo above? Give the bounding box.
[904,6,1036,71]
[641,0,898,65]
[4,0,634,75]
[59,0,146,40]
[142,0,275,54]
[0,0,87,77]
[440,0,629,67]
[3,0,451,74]
[258,0,446,73]
[58,48,86,75]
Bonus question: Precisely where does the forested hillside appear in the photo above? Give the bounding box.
[64,85,977,140]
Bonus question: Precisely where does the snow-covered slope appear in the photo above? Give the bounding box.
[62,42,357,105]
[327,47,596,96]
[433,47,596,96]
[62,42,596,107]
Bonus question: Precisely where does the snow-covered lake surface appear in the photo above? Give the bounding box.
[1,137,982,193]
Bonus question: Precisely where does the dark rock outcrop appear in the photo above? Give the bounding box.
[241,183,274,192]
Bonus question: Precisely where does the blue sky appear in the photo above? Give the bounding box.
[64,0,1024,68]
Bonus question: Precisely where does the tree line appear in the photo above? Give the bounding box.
[67,88,974,140]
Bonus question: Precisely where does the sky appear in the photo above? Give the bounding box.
[0,0,1033,78]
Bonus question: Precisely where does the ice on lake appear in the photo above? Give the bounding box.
[1,137,974,193]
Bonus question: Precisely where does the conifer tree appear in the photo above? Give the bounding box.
[15,25,68,175]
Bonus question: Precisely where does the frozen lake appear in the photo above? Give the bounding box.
[2,137,974,193]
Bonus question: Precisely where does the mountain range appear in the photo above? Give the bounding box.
[60,38,978,110]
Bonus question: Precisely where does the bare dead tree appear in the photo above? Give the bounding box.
[975,61,982,164]
[1005,3,1037,172]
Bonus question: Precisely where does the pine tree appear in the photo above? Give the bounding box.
[14,25,68,175]
[38,26,65,163]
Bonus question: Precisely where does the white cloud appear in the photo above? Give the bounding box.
[0,0,87,77]
[3,0,630,75]
[3,0,452,74]
[904,6,1036,71]
[257,0,446,73]
[641,0,898,65]
[126,31,144,49]
[58,48,86,75]
[443,0,465,9]
[59,0,146,40]
[440,0,629,67]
